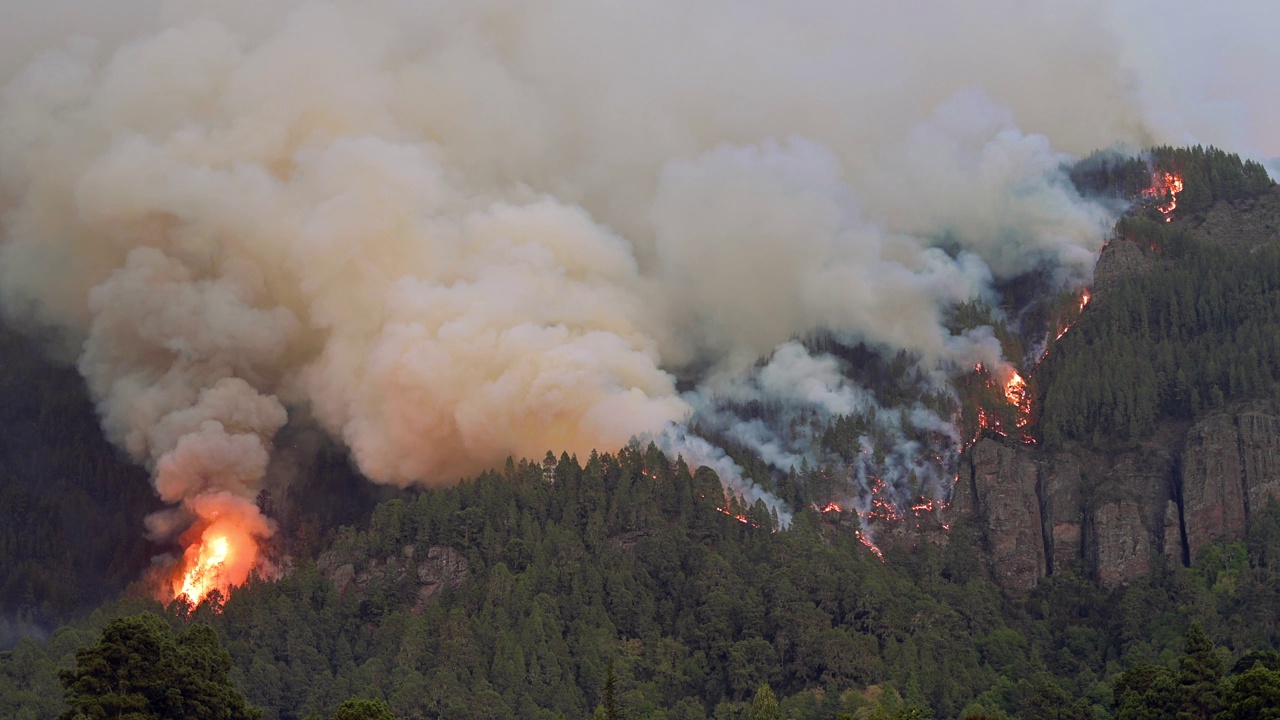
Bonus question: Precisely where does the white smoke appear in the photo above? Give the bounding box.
[649,424,793,528]
[0,0,1272,557]
[689,342,963,504]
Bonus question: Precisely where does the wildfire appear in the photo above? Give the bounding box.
[169,514,263,608]
[856,531,885,561]
[1003,371,1031,429]
[971,364,1036,444]
[1141,171,1184,222]
[1050,289,1092,344]
[716,506,755,526]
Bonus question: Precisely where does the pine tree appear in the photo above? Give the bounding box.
[1176,622,1224,720]
[58,613,262,720]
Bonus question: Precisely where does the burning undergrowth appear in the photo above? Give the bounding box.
[671,273,1103,557]
[1,0,1238,603]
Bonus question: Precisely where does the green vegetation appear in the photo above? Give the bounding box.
[1036,217,1280,446]
[1146,145,1275,216]
[3,448,1280,719]
[0,326,160,631]
[3,144,1279,718]
[1068,145,1274,213]
[57,613,262,720]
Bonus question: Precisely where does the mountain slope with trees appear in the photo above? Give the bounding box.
[3,145,1280,719]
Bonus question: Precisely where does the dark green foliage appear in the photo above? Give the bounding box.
[1069,149,1152,199]
[0,326,160,632]
[1067,146,1274,213]
[1218,664,1280,720]
[57,612,261,720]
[1113,664,1177,720]
[3,454,1280,719]
[1176,623,1223,719]
[1147,145,1275,216]
[1037,230,1280,446]
[1111,623,1280,720]
[329,698,398,720]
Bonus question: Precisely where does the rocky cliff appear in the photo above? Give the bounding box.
[318,543,471,613]
[954,401,1280,589]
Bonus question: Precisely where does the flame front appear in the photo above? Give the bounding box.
[1003,371,1031,429]
[171,516,262,607]
[176,534,230,605]
[1141,171,1184,221]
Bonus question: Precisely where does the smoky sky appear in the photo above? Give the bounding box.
[0,0,1274,544]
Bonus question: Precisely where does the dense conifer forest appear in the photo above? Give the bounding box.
[2,146,1280,719]
[3,446,1280,719]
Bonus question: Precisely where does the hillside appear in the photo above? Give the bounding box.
[3,146,1280,719]
[3,446,1279,719]
[0,325,159,641]
[951,150,1280,593]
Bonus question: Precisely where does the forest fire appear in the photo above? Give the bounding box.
[1050,289,1092,343]
[1003,371,1031,429]
[856,531,885,561]
[970,364,1036,444]
[1141,171,1184,221]
[716,505,755,526]
[170,514,264,608]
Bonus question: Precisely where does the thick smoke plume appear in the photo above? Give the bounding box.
[0,0,1274,579]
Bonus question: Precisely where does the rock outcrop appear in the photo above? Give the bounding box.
[1181,403,1280,560]
[955,401,1280,590]
[318,543,470,613]
[954,440,1044,590]
[1092,238,1153,293]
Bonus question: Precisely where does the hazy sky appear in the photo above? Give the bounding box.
[1109,0,1280,163]
[1,0,1275,162]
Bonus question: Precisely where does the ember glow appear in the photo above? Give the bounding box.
[970,363,1036,445]
[857,531,886,561]
[1050,289,1093,344]
[171,517,262,608]
[1141,171,1185,221]
[1003,371,1031,429]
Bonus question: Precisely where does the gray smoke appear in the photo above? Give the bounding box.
[0,0,1274,568]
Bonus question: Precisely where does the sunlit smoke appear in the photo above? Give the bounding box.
[0,0,1268,585]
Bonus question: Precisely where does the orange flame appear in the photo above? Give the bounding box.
[171,515,263,608]
[857,531,885,561]
[1141,171,1184,221]
[969,364,1036,445]
[1003,371,1030,428]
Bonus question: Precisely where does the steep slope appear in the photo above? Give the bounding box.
[955,162,1280,589]
[0,325,159,639]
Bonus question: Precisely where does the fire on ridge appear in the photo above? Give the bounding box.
[1141,171,1185,222]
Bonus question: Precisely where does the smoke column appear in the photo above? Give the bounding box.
[0,0,1274,584]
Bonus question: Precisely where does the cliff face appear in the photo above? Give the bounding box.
[955,401,1280,589]
[1182,404,1280,559]
[952,441,1044,590]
